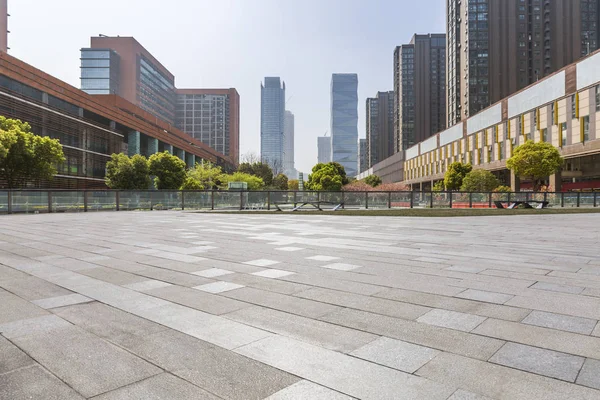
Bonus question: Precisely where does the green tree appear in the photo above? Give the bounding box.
[181,162,223,190]
[494,185,512,193]
[364,175,382,188]
[306,162,347,191]
[444,162,472,191]
[148,151,186,190]
[432,181,445,192]
[220,172,264,190]
[288,179,299,190]
[272,173,288,190]
[105,153,151,190]
[237,162,274,186]
[460,169,500,192]
[0,116,65,188]
[507,140,563,191]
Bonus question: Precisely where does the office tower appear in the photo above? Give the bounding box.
[81,36,176,124]
[317,136,332,164]
[175,89,240,163]
[260,77,285,171]
[394,34,446,152]
[331,73,359,176]
[447,0,600,127]
[283,110,296,178]
[0,0,7,52]
[366,91,395,168]
[359,139,368,173]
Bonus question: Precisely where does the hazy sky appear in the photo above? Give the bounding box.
[7,0,445,174]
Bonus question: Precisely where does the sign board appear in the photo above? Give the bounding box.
[228,182,248,191]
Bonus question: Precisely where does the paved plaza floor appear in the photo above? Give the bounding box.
[1,211,600,399]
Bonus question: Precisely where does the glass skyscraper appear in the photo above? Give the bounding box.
[331,73,358,177]
[261,77,285,170]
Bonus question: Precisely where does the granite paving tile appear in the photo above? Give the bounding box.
[576,358,600,390]
[455,289,514,305]
[251,269,296,278]
[0,288,48,324]
[0,314,72,339]
[78,267,148,285]
[32,293,92,309]
[522,311,597,335]
[530,281,585,295]
[417,309,487,332]
[265,380,353,399]
[0,276,73,301]
[0,335,35,374]
[194,281,245,293]
[192,267,234,278]
[0,365,85,400]
[143,284,250,315]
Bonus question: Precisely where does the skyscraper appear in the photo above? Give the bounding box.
[283,110,296,178]
[175,89,240,162]
[366,91,395,168]
[447,0,600,127]
[261,77,286,171]
[317,136,332,164]
[331,73,358,177]
[394,34,446,152]
[359,139,368,173]
[0,0,8,53]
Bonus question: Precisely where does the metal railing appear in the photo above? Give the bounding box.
[0,190,597,214]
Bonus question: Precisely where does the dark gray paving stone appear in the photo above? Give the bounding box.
[90,373,220,400]
[0,314,72,339]
[0,265,30,282]
[78,267,148,285]
[0,288,48,324]
[0,276,73,301]
[144,284,251,315]
[123,329,300,400]
[134,266,212,287]
[0,335,34,374]
[221,272,312,295]
[12,326,162,398]
[447,389,494,400]
[531,282,584,295]
[522,311,597,335]
[489,342,585,382]
[0,365,85,400]
[576,358,600,390]
[455,289,514,305]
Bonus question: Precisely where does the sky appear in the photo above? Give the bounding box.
[7,0,445,174]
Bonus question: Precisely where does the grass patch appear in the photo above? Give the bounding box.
[203,208,600,217]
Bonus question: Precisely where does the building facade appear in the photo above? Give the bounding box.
[283,110,296,178]
[260,77,285,171]
[0,0,7,53]
[331,73,359,177]
[80,49,121,95]
[0,52,233,189]
[359,138,368,173]
[366,91,394,168]
[175,89,240,163]
[394,34,446,153]
[317,136,332,164]
[447,0,600,127]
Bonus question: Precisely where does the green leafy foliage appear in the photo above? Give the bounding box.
[364,175,382,187]
[306,162,348,191]
[507,140,563,191]
[237,162,273,186]
[493,185,512,193]
[444,162,473,191]
[0,116,65,188]
[460,169,500,192]
[432,181,446,192]
[148,151,186,190]
[288,179,299,190]
[272,173,289,190]
[105,153,151,190]
[220,172,264,190]
[181,162,223,190]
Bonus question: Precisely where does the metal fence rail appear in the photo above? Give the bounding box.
[0,190,597,214]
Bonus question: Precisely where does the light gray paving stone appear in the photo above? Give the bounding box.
[447,389,494,400]
[192,268,234,278]
[193,281,245,293]
[284,274,385,296]
[306,255,341,262]
[276,247,305,252]
[225,306,378,352]
[0,265,30,281]
[90,372,220,400]
[593,323,600,337]
[417,352,600,400]
[123,279,173,292]
[0,365,85,400]
[251,269,296,279]
[236,335,456,400]
[133,267,212,287]
[446,265,487,273]
[12,326,162,398]
[455,289,514,305]
[576,358,600,390]
[522,311,597,335]
[0,335,34,374]
[321,308,504,361]
[506,292,600,320]
[220,272,311,295]
[32,293,92,309]
[531,282,585,295]
[0,314,72,339]
[0,276,73,301]
[244,258,280,267]
[265,380,353,400]
[124,329,299,400]
[143,285,250,315]
[0,289,49,324]
[489,342,585,382]
[78,267,148,285]
[417,309,487,332]
[319,263,362,271]
[350,337,440,373]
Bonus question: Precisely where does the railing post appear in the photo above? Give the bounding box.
[488,192,492,209]
[293,191,297,208]
[449,191,453,209]
[508,192,512,205]
[410,192,414,209]
[267,191,271,211]
[577,192,581,208]
[341,191,345,209]
[84,191,88,212]
[181,191,185,211]
[365,191,369,209]
[239,191,244,210]
[526,192,530,203]
[594,192,598,208]
[388,191,392,209]
[150,191,154,211]
[7,191,12,214]
[543,192,548,204]
[116,191,120,211]
[430,192,434,209]
[469,192,473,209]
[48,191,53,213]
[561,192,565,208]
[211,190,215,210]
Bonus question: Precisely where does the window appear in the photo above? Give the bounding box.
[571,94,578,119]
[582,116,590,142]
[551,103,556,125]
[596,85,600,111]
[560,123,567,147]
[541,128,548,142]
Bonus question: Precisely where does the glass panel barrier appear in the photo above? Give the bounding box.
[182,191,211,210]
[580,193,595,208]
[152,191,181,210]
[342,192,366,208]
[243,191,269,210]
[451,192,470,208]
[412,192,431,208]
[471,193,490,208]
[432,192,451,208]
[320,191,343,207]
[563,193,579,207]
[88,191,117,211]
[119,191,151,211]
[390,192,411,208]
[0,191,8,214]
[11,191,49,213]
[367,192,389,209]
[213,192,239,210]
[52,191,84,213]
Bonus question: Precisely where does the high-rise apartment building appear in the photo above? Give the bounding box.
[283,110,296,178]
[317,136,332,164]
[175,89,240,163]
[447,0,600,126]
[261,77,286,170]
[394,34,446,152]
[331,73,359,177]
[0,0,7,53]
[359,139,368,173]
[366,91,394,168]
